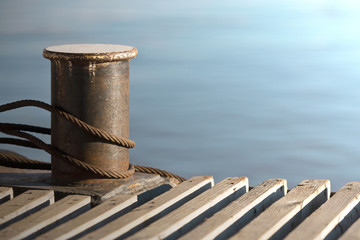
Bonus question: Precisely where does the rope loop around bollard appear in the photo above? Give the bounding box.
[0,100,186,182]
[0,100,136,148]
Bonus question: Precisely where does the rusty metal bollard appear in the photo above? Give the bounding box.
[43,44,137,183]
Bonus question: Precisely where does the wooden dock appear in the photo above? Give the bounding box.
[0,176,359,239]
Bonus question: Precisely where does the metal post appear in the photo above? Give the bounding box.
[43,44,137,183]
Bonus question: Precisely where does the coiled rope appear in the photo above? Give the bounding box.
[0,100,185,182]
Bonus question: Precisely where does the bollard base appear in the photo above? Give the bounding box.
[0,166,179,205]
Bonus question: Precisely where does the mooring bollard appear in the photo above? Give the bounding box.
[43,44,137,183]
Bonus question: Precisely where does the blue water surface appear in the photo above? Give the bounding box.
[1,0,360,191]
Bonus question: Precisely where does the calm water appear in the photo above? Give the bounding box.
[1,0,360,190]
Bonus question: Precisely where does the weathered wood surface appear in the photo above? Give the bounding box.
[231,179,330,240]
[0,195,90,240]
[0,187,13,202]
[0,177,359,239]
[36,194,137,240]
[285,182,360,240]
[0,190,54,226]
[339,217,360,240]
[126,177,249,240]
[0,166,178,205]
[180,178,287,240]
[78,176,214,240]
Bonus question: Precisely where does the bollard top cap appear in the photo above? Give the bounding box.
[43,44,138,62]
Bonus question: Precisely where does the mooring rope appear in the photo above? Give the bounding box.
[0,150,51,170]
[0,137,39,149]
[0,100,135,148]
[0,100,186,182]
[0,126,136,179]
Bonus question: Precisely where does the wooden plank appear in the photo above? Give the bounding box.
[230,179,330,240]
[285,182,360,240]
[180,178,287,240]
[36,194,137,240]
[0,195,90,240]
[0,190,54,226]
[339,217,360,240]
[78,176,214,240]
[0,166,174,206]
[0,187,13,203]
[124,177,249,240]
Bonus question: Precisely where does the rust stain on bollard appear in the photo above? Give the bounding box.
[43,44,137,183]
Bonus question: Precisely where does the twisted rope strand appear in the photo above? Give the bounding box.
[134,165,186,182]
[0,150,185,182]
[0,123,51,135]
[0,138,40,149]
[0,127,134,179]
[0,126,185,181]
[0,150,51,170]
[0,100,135,148]
[0,100,186,182]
